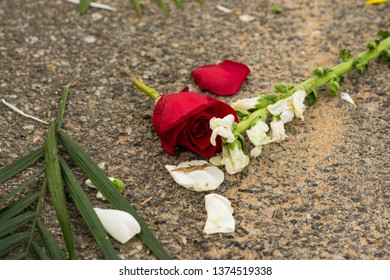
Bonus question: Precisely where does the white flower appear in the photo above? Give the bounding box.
[218,142,250,175]
[267,90,306,123]
[270,119,288,143]
[246,120,271,157]
[94,208,141,244]
[203,194,235,234]
[340,92,356,107]
[230,97,259,111]
[86,177,124,201]
[209,114,236,146]
[165,160,224,192]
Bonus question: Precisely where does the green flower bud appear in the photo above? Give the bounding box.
[275,83,288,93]
[112,179,125,192]
[271,5,283,14]
[339,48,352,62]
[378,30,390,40]
[329,80,340,96]
[307,89,318,106]
[366,41,377,51]
[313,67,324,77]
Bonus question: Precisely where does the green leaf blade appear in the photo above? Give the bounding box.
[0,212,35,239]
[59,131,171,260]
[31,240,51,260]
[44,121,76,259]
[0,232,30,257]
[130,0,142,16]
[0,169,44,207]
[36,220,66,260]
[171,0,184,10]
[0,147,44,184]
[59,158,119,260]
[155,0,168,12]
[0,192,40,224]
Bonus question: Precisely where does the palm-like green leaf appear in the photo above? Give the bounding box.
[155,0,168,12]
[31,240,51,260]
[59,157,119,260]
[0,232,30,256]
[0,192,40,224]
[172,0,184,9]
[0,169,44,207]
[130,0,142,16]
[59,131,171,260]
[44,121,76,259]
[36,220,66,260]
[8,252,27,259]
[0,212,35,239]
[0,147,44,184]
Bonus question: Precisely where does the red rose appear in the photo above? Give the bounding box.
[152,89,238,158]
[191,60,251,96]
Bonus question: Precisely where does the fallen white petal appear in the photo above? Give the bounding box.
[239,14,255,22]
[2,99,49,125]
[165,160,224,192]
[65,0,117,12]
[94,208,140,244]
[216,5,233,13]
[204,194,235,234]
[340,92,356,107]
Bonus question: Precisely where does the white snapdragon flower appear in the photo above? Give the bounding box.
[203,194,235,234]
[165,160,224,192]
[267,90,306,123]
[209,114,236,146]
[270,119,288,143]
[94,208,141,244]
[246,120,271,157]
[340,92,356,107]
[210,142,250,175]
[230,97,259,111]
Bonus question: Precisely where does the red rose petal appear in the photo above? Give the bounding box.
[191,60,250,96]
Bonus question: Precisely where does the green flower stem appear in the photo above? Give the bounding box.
[235,36,390,135]
[292,36,390,95]
[234,108,269,135]
[132,78,161,101]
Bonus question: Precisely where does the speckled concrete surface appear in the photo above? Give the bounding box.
[0,0,389,259]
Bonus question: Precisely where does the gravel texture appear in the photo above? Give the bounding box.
[0,0,389,260]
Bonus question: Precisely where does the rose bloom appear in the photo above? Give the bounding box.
[152,88,238,158]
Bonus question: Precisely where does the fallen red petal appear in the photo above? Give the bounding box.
[191,60,250,96]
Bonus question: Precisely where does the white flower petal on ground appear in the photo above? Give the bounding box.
[340,92,356,107]
[94,208,140,244]
[239,14,255,22]
[216,5,233,13]
[230,97,259,111]
[203,194,235,234]
[270,119,288,143]
[221,143,250,175]
[165,160,224,192]
[246,120,271,158]
[209,114,236,146]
